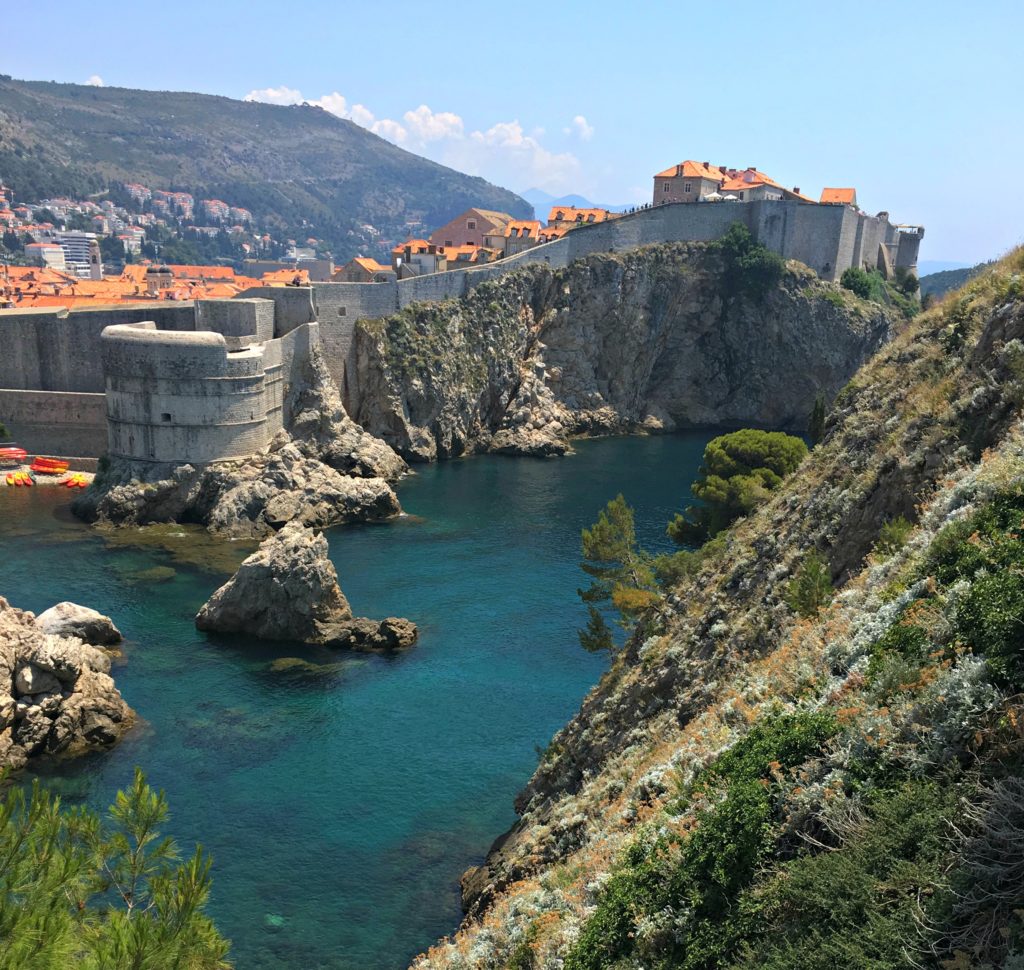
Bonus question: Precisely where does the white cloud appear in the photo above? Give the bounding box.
[402,105,465,142]
[563,115,594,141]
[243,85,302,105]
[85,74,104,87]
[240,86,583,193]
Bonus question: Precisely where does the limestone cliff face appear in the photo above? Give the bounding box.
[414,256,1024,968]
[349,243,897,462]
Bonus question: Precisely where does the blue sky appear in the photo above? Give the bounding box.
[5,0,1021,263]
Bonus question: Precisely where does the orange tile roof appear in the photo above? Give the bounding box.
[392,238,434,255]
[352,257,391,273]
[655,160,730,181]
[504,220,543,238]
[547,206,613,225]
[820,187,857,205]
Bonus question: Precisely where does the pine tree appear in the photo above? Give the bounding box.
[0,769,232,970]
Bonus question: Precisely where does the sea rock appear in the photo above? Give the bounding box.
[195,522,417,651]
[35,601,123,646]
[0,596,134,770]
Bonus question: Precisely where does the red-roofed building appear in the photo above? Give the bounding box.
[819,187,858,207]
[428,208,514,248]
[336,257,396,283]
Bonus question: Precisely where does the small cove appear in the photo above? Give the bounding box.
[0,432,713,969]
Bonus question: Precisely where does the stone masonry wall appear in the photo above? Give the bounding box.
[0,389,107,457]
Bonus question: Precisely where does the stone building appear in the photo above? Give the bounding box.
[428,208,513,249]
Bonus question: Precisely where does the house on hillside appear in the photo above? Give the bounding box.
[439,245,499,267]
[428,208,514,248]
[335,257,396,283]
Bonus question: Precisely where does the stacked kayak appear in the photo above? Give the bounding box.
[0,446,27,467]
[5,470,34,486]
[65,473,89,489]
[30,456,70,475]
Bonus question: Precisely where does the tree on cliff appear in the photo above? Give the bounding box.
[577,494,660,652]
[668,430,808,545]
[0,769,231,969]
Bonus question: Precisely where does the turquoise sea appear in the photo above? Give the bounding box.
[0,433,712,969]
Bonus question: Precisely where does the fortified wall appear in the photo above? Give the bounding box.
[0,200,921,465]
[281,200,923,397]
[0,294,319,461]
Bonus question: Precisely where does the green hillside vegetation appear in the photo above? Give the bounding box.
[0,77,530,259]
[416,248,1024,970]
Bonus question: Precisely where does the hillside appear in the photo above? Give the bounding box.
[414,250,1024,968]
[920,260,993,299]
[0,77,531,258]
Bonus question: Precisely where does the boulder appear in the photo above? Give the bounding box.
[0,596,133,770]
[195,522,417,651]
[35,602,123,645]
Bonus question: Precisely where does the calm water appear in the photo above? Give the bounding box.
[0,433,712,969]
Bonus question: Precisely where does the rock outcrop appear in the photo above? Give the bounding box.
[0,596,133,770]
[35,602,123,646]
[195,521,417,650]
[75,347,405,538]
[348,243,897,461]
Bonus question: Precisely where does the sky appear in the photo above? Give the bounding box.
[4,0,1022,264]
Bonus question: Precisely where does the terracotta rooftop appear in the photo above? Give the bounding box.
[820,187,857,205]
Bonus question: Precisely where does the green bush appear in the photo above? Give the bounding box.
[712,223,786,301]
[669,430,808,544]
[874,515,914,557]
[865,620,931,688]
[785,551,834,618]
[840,267,873,299]
[956,571,1024,685]
[728,782,957,970]
[567,712,837,970]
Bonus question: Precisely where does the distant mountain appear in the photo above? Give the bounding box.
[920,260,994,299]
[0,77,532,259]
[520,187,634,222]
[917,259,972,276]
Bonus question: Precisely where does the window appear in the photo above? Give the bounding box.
[338,306,346,316]
[663,182,670,192]
[161,412,172,423]
[684,182,691,193]
[445,240,453,247]
[467,220,476,229]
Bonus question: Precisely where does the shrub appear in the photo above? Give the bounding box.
[713,223,785,301]
[874,515,914,558]
[785,551,834,618]
[840,267,872,299]
[956,571,1024,685]
[669,430,808,544]
[729,781,958,970]
[865,620,931,685]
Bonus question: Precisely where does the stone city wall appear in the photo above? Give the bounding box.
[0,388,107,458]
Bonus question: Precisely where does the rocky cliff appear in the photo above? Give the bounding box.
[414,252,1024,968]
[349,242,897,461]
[1,597,133,770]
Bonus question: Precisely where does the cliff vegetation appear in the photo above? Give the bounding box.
[413,248,1024,968]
